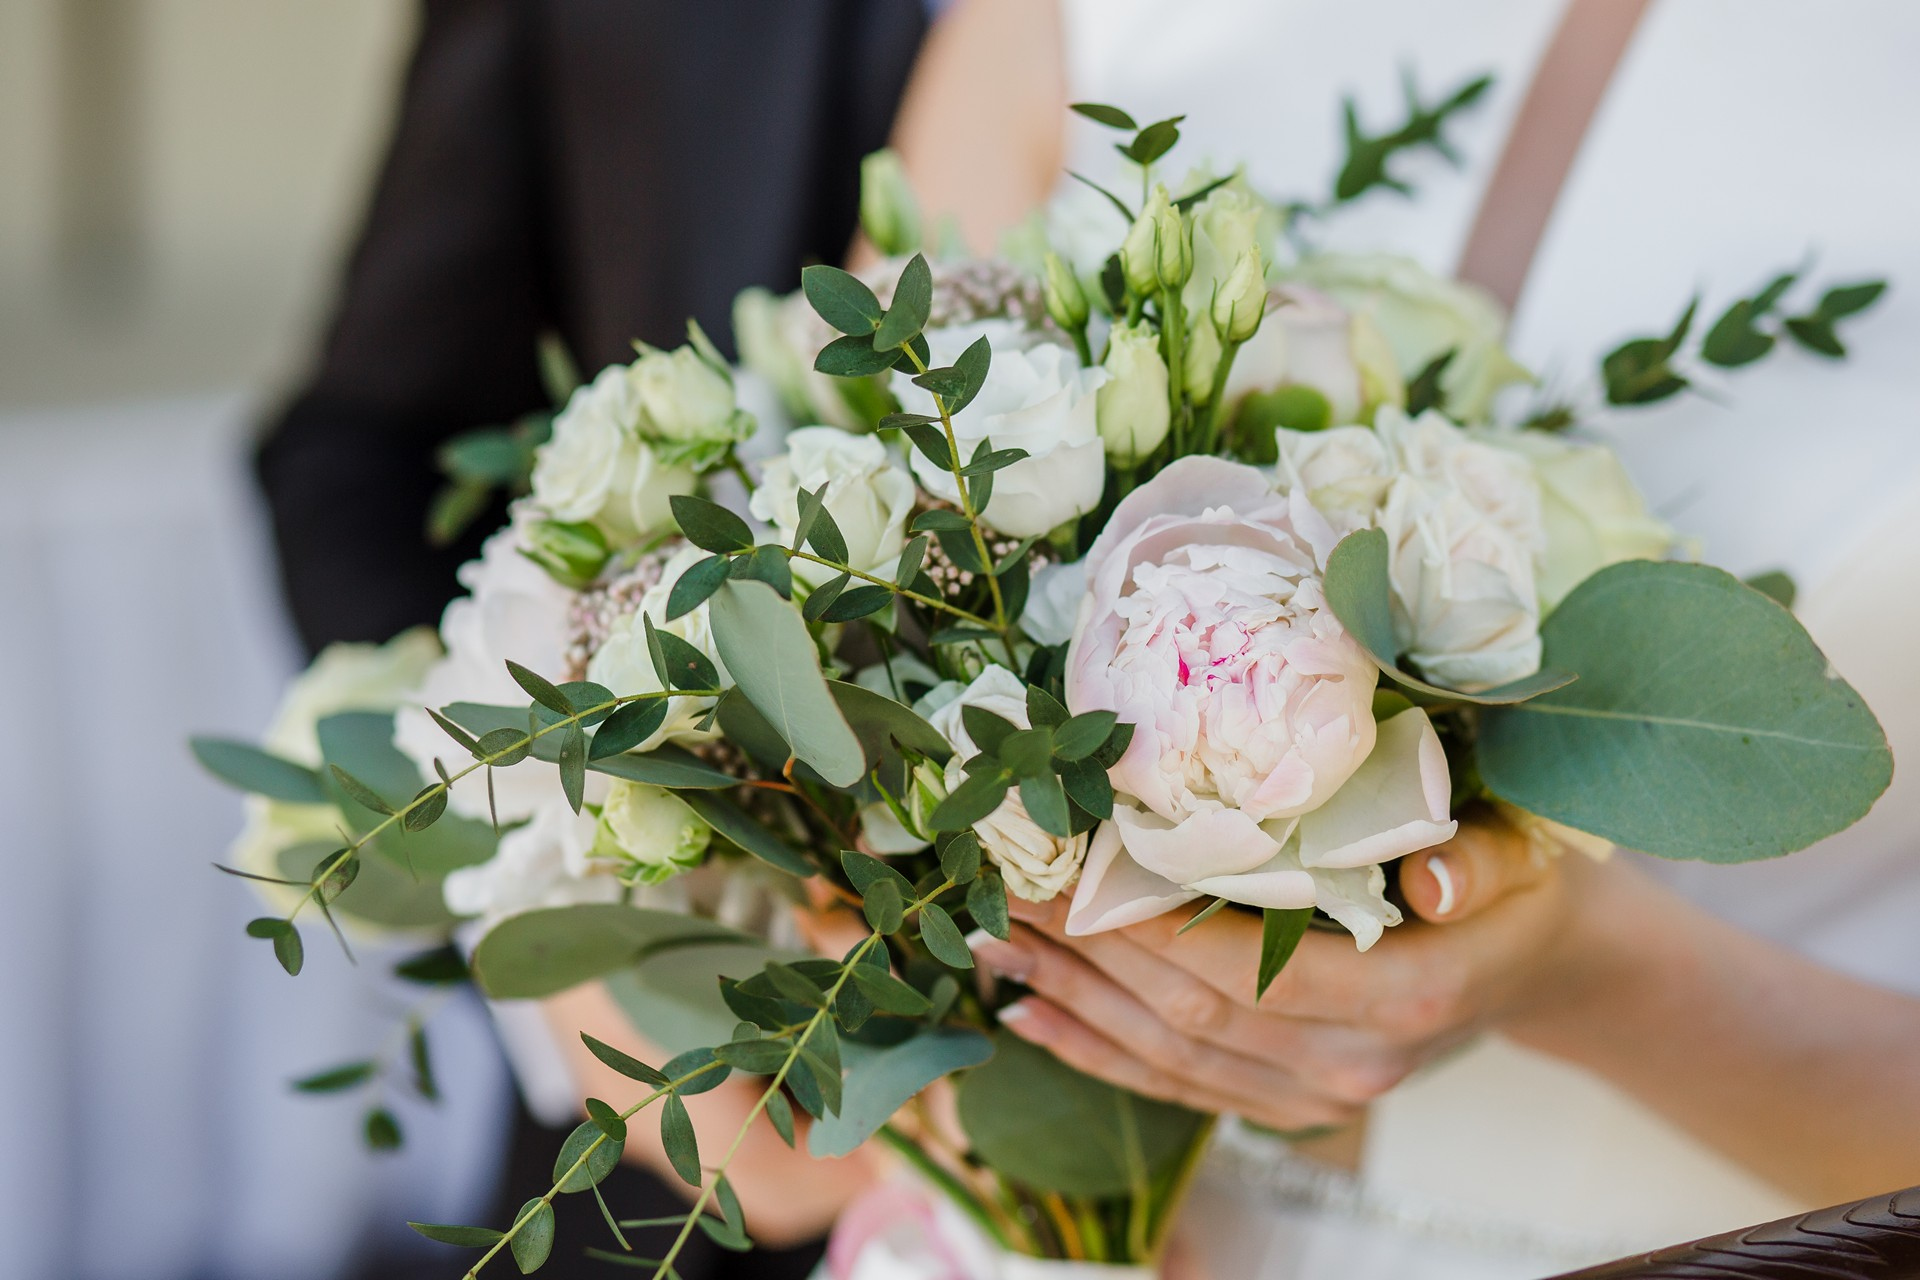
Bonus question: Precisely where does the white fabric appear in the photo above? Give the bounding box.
[0,394,512,1279]
[1059,1,1920,1274]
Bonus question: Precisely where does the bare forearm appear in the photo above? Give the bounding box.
[1506,859,1920,1204]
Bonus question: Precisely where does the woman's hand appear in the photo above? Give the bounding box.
[972,815,1588,1132]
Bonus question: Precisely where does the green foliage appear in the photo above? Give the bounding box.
[291,1060,376,1093]
[706,580,866,787]
[364,1107,401,1150]
[876,255,933,351]
[660,1095,701,1187]
[395,945,469,984]
[190,738,329,804]
[1744,569,1796,609]
[510,1200,555,1274]
[427,407,553,547]
[469,904,757,1000]
[802,265,883,336]
[1332,72,1492,205]
[1323,529,1574,704]
[917,904,973,969]
[581,1033,670,1087]
[1479,561,1892,861]
[409,1221,506,1248]
[670,494,755,555]
[554,1119,623,1192]
[809,1029,993,1158]
[957,1032,1207,1197]
[1602,297,1697,406]
[1256,907,1313,1000]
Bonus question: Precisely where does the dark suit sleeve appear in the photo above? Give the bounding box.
[256,0,551,654]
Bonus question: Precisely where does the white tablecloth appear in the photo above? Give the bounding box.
[0,393,511,1279]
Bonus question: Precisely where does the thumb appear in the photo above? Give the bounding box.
[1399,815,1546,924]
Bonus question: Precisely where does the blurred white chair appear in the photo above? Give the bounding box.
[0,393,511,1279]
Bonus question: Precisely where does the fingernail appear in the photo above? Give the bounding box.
[1427,853,1456,917]
[965,931,1034,982]
[996,999,1039,1030]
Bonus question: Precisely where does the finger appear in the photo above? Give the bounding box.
[999,997,1360,1132]
[1398,816,1549,924]
[979,926,1307,1099]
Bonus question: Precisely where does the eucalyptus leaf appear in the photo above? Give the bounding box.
[706,580,866,787]
[875,254,932,351]
[1478,560,1891,861]
[470,904,757,999]
[809,1029,993,1157]
[190,738,328,804]
[802,264,884,335]
[680,790,814,877]
[918,904,972,969]
[409,1222,504,1248]
[510,1200,555,1274]
[661,1095,701,1187]
[666,553,733,619]
[554,1119,622,1192]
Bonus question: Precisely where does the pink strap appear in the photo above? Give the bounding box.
[1456,0,1655,311]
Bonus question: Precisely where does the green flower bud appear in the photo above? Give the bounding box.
[1121,185,1182,296]
[1042,251,1089,332]
[1212,248,1267,344]
[594,780,711,886]
[521,518,610,588]
[859,148,922,258]
[1096,320,1172,466]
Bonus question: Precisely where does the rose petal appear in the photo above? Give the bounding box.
[1065,822,1199,936]
[1294,708,1457,869]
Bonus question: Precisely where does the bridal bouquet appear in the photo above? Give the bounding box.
[197,96,1890,1279]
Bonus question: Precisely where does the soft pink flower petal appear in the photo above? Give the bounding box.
[1184,861,1319,911]
[1082,456,1278,588]
[1112,803,1285,885]
[1065,823,1199,936]
[1294,708,1457,869]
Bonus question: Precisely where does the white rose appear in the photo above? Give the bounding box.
[1486,429,1674,608]
[394,521,603,824]
[586,545,733,749]
[442,801,619,932]
[747,426,915,584]
[1224,286,1405,426]
[923,666,1089,903]
[264,629,442,765]
[734,287,867,432]
[592,780,711,885]
[533,364,696,542]
[634,346,739,444]
[1290,253,1531,423]
[1375,408,1545,692]
[895,322,1109,538]
[1275,424,1396,532]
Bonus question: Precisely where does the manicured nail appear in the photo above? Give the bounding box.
[966,931,1034,982]
[1427,853,1456,917]
[997,999,1036,1027]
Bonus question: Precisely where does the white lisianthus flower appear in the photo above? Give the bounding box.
[895,321,1109,538]
[532,364,695,543]
[923,666,1089,903]
[394,523,601,824]
[634,346,738,445]
[592,780,711,885]
[586,545,733,749]
[1224,286,1405,426]
[747,426,915,584]
[1096,320,1171,466]
[1063,457,1456,948]
[1290,253,1532,423]
[1375,408,1546,691]
[1486,429,1674,608]
[442,801,619,932]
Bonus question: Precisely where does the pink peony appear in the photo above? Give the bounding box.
[1063,458,1457,948]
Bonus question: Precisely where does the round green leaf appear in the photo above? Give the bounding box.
[553,1119,622,1193]
[510,1199,554,1273]
[1479,561,1891,861]
[706,580,866,787]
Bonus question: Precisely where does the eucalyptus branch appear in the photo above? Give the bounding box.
[458,1056,729,1280]
[902,347,1010,636]
[786,548,1000,630]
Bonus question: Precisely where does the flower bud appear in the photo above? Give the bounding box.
[593,780,711,885]
[1212,248,1267,344]
[522,518,611,588]
[1042,251,1089,333]
[1122,185,1191,295]
[1096,320,1172,466]
[859,148,922,258]
[634,347,736,443]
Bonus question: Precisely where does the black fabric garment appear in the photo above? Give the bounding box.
[263,3,929,1276]
[258,0,929,652]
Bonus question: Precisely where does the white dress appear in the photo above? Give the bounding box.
[1058,1,1920,1275]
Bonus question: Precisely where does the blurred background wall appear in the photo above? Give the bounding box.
[0,6,513,1278]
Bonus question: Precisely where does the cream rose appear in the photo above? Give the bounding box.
[394,522,600,824]
[532,363,695,542]
[1290,253,1531,423]
[924,666,1090,903]
[592,780,711,885]
[586,545,733,749]
[1223,286,1405,427]
[748,426,915,584]
[633,346,739,445]
[895,322,1109,539]
[1488,429,1673,608]
[1063,457,1456,948]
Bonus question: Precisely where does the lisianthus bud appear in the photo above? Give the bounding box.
[1096,320,1171,466]
[593,780,711,885]
[1042,251,1089,332]
[522,518,611,589]
[1212,248,1267,344]
[1121,185,1190,295]
[635,347,736,443]
[860,148,921,257]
